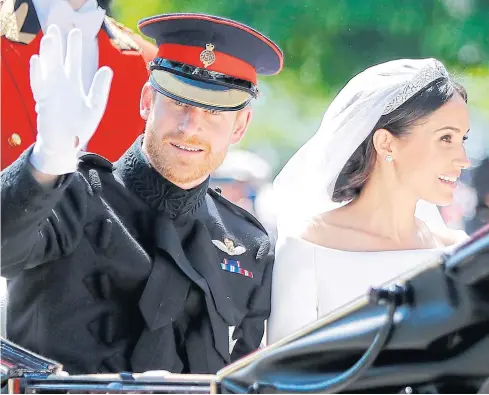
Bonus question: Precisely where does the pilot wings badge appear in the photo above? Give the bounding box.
[212,237,246,256]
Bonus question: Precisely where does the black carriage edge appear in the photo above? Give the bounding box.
[217,224,489,394]
[2,224,489,394]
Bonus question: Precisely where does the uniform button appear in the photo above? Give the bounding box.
[8,133,21,147]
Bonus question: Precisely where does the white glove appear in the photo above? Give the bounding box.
[29,24,113,175]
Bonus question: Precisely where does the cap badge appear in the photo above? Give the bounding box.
[200,43,216,68]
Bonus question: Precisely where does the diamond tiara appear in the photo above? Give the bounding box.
[383,60,450,115]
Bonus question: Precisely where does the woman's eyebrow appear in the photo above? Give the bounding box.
[433,126,470,133]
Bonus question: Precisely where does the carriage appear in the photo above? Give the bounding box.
[3,225,489,394]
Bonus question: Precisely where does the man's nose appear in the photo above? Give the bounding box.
[178,107,204,135]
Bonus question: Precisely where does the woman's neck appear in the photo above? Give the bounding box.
[342,171,431,248]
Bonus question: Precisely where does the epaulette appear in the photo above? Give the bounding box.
[107,16,136,36]
[208,187,268,235]
[0,0,38,44]
[104,16,140,52]
[78,152,114,172]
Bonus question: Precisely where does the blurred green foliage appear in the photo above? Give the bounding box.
[113,0,489,172]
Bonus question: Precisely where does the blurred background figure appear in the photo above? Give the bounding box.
[211,150,277,235]
[1,0,157,169]
[465,158,489,235]
[97,0,158,55]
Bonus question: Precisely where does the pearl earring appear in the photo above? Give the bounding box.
[385,155,393,162]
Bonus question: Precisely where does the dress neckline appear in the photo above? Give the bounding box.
[282,235,447,254]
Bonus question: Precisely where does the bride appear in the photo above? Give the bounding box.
[267,58,471,344]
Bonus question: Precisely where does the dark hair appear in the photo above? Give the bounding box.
[332,77,468,202]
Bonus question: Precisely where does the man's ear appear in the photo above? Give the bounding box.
[140,82,154,121]
[230,107,253,145]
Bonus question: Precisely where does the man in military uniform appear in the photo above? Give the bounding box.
[1,0,157,169]
[1,13,283,375]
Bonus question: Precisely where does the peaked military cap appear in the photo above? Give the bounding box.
[138,13,283,111]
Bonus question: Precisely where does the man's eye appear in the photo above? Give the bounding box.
[441,135,452,143]
[207,109,221,115]
[175,101,185,107]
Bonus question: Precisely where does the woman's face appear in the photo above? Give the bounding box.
[390,93,471,206]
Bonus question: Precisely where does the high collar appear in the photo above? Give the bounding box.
[32,0,105,39]
[114,136,209,219]
[6,0,121,46]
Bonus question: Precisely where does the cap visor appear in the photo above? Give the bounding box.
[151,69,251,111]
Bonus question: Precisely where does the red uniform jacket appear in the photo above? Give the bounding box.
[1,0,157,169]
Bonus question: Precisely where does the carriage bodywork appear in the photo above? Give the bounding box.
[4,225,489,394]
[216,225,489,394]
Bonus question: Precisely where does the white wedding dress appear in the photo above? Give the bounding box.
[267,234,467,345]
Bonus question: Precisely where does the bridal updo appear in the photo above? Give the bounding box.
[331,77,468,203]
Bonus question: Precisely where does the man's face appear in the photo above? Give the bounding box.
[140,84,252,189]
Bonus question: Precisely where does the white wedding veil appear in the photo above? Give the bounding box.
[273,58,450,238]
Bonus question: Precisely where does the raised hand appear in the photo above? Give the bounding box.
[29,24,113,175]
